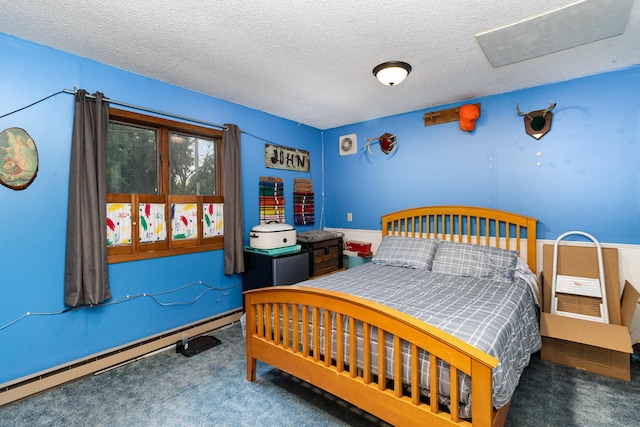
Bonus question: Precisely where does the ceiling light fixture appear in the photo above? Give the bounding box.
[373,61,412,86]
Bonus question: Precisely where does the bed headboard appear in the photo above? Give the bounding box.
[381,206,538,273]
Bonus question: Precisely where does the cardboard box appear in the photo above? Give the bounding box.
[539,244,640,381]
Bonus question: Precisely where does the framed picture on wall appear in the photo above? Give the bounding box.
[0,127,39,190]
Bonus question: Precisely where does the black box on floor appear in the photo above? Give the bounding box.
[177,335,221,357]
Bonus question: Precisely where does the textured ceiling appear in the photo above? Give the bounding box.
[0,0,638,129]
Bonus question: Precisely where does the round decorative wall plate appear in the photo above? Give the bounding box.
[0,127,39,190]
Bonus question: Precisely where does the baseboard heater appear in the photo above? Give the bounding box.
[0,309,243,407]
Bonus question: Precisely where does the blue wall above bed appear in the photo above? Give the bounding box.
[321,65,640,244]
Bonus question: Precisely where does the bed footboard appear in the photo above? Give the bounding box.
[245,286,503,427]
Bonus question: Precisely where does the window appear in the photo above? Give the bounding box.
[106,108,224,263]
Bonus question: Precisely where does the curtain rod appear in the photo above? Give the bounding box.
[62,88,300,146]
[2,89,285,147]
[63,88,227,130]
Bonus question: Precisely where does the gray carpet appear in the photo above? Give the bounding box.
[1,323,638,426]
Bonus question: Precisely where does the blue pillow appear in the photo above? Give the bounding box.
[372,236,440,270]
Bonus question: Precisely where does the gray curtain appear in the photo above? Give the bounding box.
[64,90,111,307]
[222,124,245,274]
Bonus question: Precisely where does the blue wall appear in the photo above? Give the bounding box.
[2,30,639,386]
[0,34,321,384]
[322,66,640,244]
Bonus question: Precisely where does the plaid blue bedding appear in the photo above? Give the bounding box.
[302,261,541,417]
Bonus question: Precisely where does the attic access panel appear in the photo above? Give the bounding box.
[476,0,634,68]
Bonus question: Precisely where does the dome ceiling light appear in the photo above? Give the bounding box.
[372,61,412,86]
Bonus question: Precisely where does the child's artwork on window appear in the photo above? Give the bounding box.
[172,203,198,240]
[203,203,224,237]
[139,203,166,243]
[107,202,132,246]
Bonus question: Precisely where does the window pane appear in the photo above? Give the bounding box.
[107,122,158,194]
[169,133,218,195]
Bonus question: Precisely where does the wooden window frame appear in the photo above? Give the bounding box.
[107,108,224,264]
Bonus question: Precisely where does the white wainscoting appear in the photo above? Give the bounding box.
[326,227,640,344]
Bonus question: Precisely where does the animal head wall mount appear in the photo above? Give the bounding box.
[517,101,556,140]
[364,133,397,155]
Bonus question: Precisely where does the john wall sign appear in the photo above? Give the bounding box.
[264,143,310,172]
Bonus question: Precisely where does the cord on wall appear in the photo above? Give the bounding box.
[0,281,241,332]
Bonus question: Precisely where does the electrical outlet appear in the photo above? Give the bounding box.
[347,213,352,222]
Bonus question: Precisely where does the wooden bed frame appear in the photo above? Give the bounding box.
[244,206,538,427]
